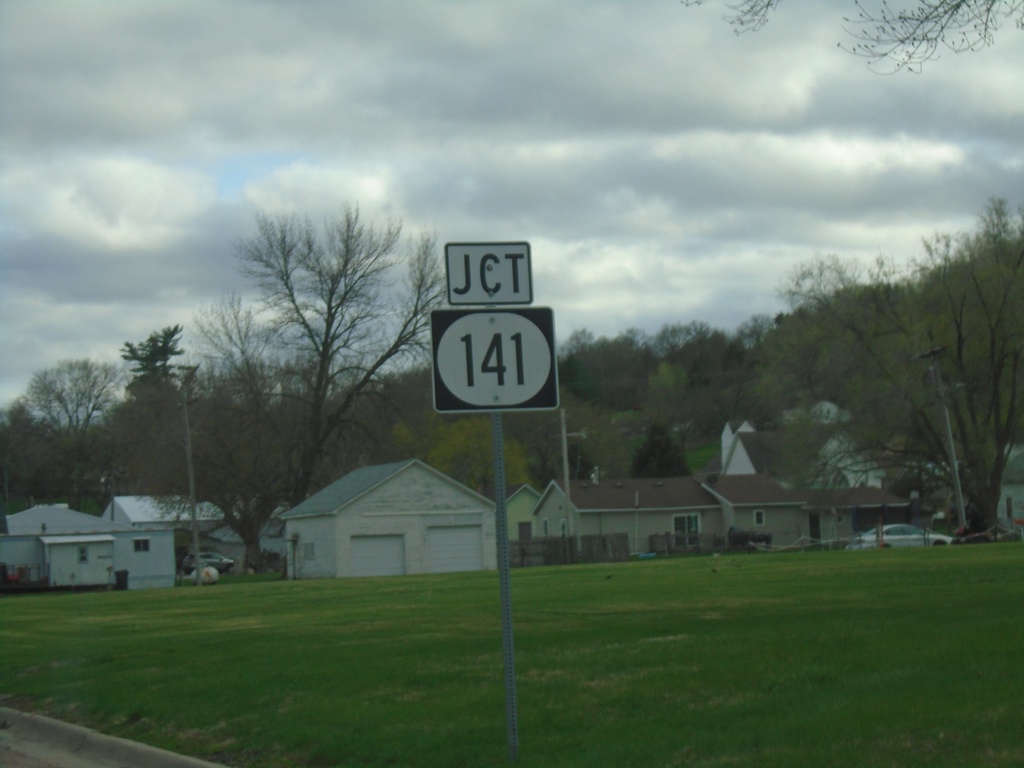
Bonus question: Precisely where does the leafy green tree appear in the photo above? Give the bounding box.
[646,362,688,432]
[558,328,656,412]
[394,415,530,492]
[650,320,773,440]
[772,199,1023,524]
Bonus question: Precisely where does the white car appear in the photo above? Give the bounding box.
[182,552,235,574]
[846,524,952,550]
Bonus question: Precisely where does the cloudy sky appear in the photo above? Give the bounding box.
[2,0,1022,407]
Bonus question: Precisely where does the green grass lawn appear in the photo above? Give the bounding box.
[2,545,1022,768]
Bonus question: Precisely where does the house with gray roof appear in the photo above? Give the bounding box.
[532,472,879,553]
[279,459,496,579]
[533,476,723,553]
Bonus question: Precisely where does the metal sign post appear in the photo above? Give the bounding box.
[491,412,519,762]
[432,241,558,762]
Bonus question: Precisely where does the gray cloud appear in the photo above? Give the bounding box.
[1,0,1022,405]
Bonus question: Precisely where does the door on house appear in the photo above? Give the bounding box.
[809,513,821,542]
[350,535,406,577]
[427,526,484,573]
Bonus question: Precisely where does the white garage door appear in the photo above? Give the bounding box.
[350,535,406,577]
[427,526,483,573]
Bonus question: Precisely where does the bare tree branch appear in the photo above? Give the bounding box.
[681,0,1023,71]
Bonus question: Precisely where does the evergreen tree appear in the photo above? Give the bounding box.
[631,423,690,478]
[121,325,184,389]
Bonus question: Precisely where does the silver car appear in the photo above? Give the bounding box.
[846,524,952,550]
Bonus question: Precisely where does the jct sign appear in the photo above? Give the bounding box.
[445,242,532,305]
[431,308,558,412]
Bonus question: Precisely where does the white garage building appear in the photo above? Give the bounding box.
[280,460,497,579]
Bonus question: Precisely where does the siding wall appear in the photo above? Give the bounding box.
[113,532,176,589]
[533,488,818,551]
[287,515,338,579]
[47,540,114,587]
[741,506,810,545]
[585,507,724,553]
[2,530,176,589]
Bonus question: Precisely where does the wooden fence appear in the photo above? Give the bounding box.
[509,533,630,568]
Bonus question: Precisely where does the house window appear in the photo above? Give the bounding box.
[78,546,89,564]
[542,518,549,536]
[673,514,700,548]
[133,539,150,552]
[753,509,766,526]
[304,542,315,560]
[560,519,567,537]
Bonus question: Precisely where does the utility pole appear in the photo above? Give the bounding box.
[0,464,9,535]
[560,409,573,539]
[560,410,588,551]
[917,347,967,528]
[179,365,203,585]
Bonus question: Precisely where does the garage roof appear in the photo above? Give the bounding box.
[281,460,417,519]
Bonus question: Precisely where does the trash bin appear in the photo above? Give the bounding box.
[114,569,129,590]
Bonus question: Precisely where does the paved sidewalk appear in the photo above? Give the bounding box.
[0,707,229,768]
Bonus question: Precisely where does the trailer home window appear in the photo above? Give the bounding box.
[134,539,150,552]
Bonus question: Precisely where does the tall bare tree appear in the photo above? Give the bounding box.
[191,206,444,567]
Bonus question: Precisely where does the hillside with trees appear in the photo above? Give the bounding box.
[2,199,1020,553]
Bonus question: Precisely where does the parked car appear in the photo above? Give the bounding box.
[846,524,952,550]
[182,552,235,574]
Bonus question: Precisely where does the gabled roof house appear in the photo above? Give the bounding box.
[534,477,716,544]
[531,469,901,553]
[280,459,496,579]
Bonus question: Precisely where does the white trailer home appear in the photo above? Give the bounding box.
[1,506,176,590]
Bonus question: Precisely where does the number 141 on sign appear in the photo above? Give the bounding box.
[430,308,559,412]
